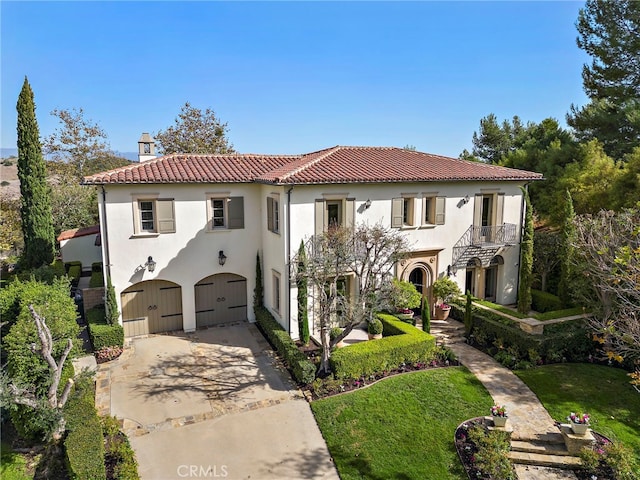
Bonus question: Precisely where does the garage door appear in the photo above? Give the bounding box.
[121,280,183,337]
[195,273,247,328]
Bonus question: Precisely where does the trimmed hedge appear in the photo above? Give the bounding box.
[86,305,124,350]
[254,307,316,385]
[64,379,106,480]
[329,313,436,379]
[89,263,104,288]
[531,289,563,313]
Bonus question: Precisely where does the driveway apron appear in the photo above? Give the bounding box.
[97,323,338,480]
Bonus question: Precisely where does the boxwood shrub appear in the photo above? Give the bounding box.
[89,263,104,288]
[86,305,124,350]
[64,378,106,480]
[254,306,316,385]
[329,313,436,379]
[531,289,563,313]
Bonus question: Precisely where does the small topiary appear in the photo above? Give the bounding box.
[368,318,383,335]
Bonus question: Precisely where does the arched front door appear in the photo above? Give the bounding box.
[195,273,247,328]
[121,280,183,337]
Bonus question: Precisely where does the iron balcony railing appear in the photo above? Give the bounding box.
[451,223,518,268]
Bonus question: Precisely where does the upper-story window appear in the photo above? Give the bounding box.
[267,195,280,234]
[132,196,175,235]
[314,197,355,235]
[206,194,245,230]
[391,196,417,228]
[422,195,446,226]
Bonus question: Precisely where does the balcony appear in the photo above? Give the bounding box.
[451,224,518,269]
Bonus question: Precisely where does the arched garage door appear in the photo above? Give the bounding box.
[195,273,247,328]
[121,280,183,337]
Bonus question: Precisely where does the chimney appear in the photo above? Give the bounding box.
[138,133,156,162]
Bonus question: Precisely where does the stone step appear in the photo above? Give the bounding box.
[508,451,581,469]
[511,440,570,456]
[512,432,565,445]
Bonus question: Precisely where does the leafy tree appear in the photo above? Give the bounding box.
[43,107,119,178]
[532,229,561,293]
[296,241,310,345]
[295,223,409,374]
[16,78,55,269]
[0,194,23,255]
[155,102,235,155]
[611,147,640,210]
[571,206,640,365]
[517,187,534,314]
[50,178,99,237]
[568,0,640,158]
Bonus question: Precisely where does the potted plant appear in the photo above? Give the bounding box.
[431,277,462,320]
[490,405,508,427]
[389,279,421,322]
[367,317,383,340]
[567,412,590,435]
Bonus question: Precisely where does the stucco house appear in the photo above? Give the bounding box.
[83,141,542,338]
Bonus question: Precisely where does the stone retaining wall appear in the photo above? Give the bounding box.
[82,287,105,316]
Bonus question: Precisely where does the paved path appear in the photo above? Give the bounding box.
[96,324,339,480]
[448,342,578,480]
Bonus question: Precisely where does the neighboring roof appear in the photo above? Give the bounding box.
[57,225,100,242]
[82,146,543,185]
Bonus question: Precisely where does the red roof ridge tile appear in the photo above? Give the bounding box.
[277,146,342,182]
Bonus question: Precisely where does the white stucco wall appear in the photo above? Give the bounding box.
[99,179,527,336]
[59,235,102,269]
[101,183,263,330]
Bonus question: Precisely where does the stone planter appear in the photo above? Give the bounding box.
[434,306,451,320]
[395,312,415,322]
[492,416,508,427]
[570,422,589,435]
[368,333,383,340]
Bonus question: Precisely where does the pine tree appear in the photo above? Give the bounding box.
[297,240,310,345]
[558,190,576,305]
[517,187,534,314]
[16,77,55,269]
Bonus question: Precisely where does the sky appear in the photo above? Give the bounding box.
[1,1,590,158]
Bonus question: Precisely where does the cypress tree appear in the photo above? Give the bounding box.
[297,241,310,345]
[517,187,534,314]
[16,77,55,269]
[253,252,263,309]
[558,190,576,306]
[421,295,431,333]
[464,290,473,335]
[105,275,119,325]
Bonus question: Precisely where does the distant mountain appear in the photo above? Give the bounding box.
[1,147,139,162]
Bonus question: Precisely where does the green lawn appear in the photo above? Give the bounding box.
[516,364,640,459]
[0,443,31,480]
[311,367,493,480]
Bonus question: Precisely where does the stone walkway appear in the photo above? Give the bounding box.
[448,341,579,480]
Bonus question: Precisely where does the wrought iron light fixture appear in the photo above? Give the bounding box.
[364,199,372,209]
[145,256,156,273]
[463,195,470,204]
[218,250,227,266]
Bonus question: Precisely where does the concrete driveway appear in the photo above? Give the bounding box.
[95,323,338,480]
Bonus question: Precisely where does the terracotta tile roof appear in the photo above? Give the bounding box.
[83,146,542,185]
[82,153,301,185]
[57,225,100,242]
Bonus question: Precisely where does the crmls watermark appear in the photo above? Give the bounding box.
[177,465,228,478]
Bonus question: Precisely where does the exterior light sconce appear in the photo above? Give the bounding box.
[447,264,456,277]
[145,256,156,273]
[218,250,227,266]
[463,195,470,204]
[364,199,372,209]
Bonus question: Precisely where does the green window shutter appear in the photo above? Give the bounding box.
[228,197,244,229]
[267,197,274,232]
[157,199,175,234]
[435,197,446,225]
[315,199,324,236]
[391,198,403,228]
[345,198,355,228]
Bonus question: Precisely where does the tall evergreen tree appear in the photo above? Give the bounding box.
[517,187,534,314]
[568,0,640,158]
[558,190,576,305]
[297,240,310,345]
[16,77,55,269]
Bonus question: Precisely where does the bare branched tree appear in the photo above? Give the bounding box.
[295,223,410,375]
[1,305,74,440]
[571,207,640,364]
